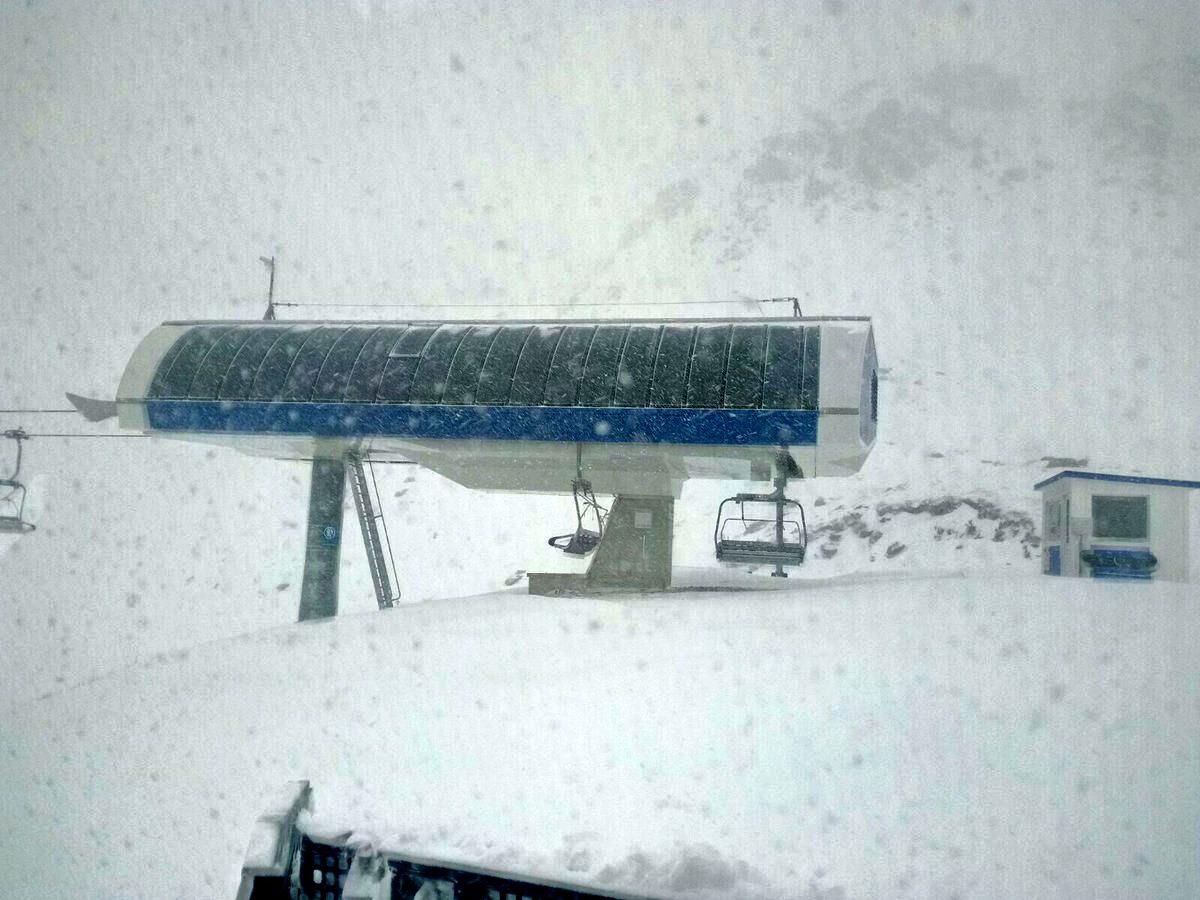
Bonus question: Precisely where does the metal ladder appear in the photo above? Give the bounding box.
[346,452,400,610]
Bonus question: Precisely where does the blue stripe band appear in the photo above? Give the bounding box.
[144,400,819,446]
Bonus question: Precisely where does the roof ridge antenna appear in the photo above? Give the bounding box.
[260,255,277,321]
[757,296,802,317]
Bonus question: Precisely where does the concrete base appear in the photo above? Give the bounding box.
[529,495,674,596]
[527,573,620,596]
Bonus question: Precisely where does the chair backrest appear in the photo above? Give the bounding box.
[720,517,803,544]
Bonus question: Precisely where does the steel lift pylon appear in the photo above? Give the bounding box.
[298,451,401,622]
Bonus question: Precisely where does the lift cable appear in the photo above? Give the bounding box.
[0,409,79,414]
[1,432,420,460]
[5,432,156,439]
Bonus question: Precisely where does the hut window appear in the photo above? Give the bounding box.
[1044,500,1064,541]
[1092,495,1148,540]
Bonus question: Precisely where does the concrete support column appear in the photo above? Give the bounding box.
[528,495,674,595]
[298,455,346,622]
[585,495,674,591]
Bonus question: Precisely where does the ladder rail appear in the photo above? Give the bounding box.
[366,456,402,603]
[347,460,387,600]
[346,452,401,609]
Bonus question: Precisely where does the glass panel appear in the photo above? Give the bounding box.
[442,326,501,404]
[800,325,821,410]
[343,327,408,402]
[279,327,351,401]
[186,328,256,399]
[312,326,378,401]
[377,326,441,402]
[407,325,471,404]
[475,326,534,405]
[686,324,731,408]
[145,332,193,398]
[543,325,597,406]
[577,325,629,407]
[219,326,297,400]
[151,325,235,398]
[1044,500,1063,541]
[649,325,695,408]
[248,326,322,400]
[508,325,564,405]
[762,325,803,409]
[612,325,661,407]
[723,324,768,408]
[1092,495,1148,539]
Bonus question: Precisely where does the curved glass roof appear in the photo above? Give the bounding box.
[145,321,822,411]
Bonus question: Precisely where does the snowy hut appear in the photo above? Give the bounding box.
[1035,471,1200,582]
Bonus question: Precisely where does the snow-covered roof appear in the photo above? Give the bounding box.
[1034,470,1200,491]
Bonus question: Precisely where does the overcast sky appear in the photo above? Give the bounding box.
[2,1,1198,465]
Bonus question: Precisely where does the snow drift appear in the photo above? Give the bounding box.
[4,575,1199,898]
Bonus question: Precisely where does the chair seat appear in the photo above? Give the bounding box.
[549,529,600,556]
[716,539,805,566]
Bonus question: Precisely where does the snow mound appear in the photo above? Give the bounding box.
[4,576,1198,898]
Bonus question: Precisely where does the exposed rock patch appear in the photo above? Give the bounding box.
[809,495,1040,560]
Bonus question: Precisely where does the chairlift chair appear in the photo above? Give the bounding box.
[0,481,33,534]
[548,476,606,557]
[0,429,35,534]
[714,493,807,568]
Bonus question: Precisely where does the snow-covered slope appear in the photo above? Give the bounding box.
[4,576,1199,898]
[2,2,1200,897]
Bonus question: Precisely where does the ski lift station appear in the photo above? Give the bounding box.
[114,317,877,617]
[1035,470,1200,582]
